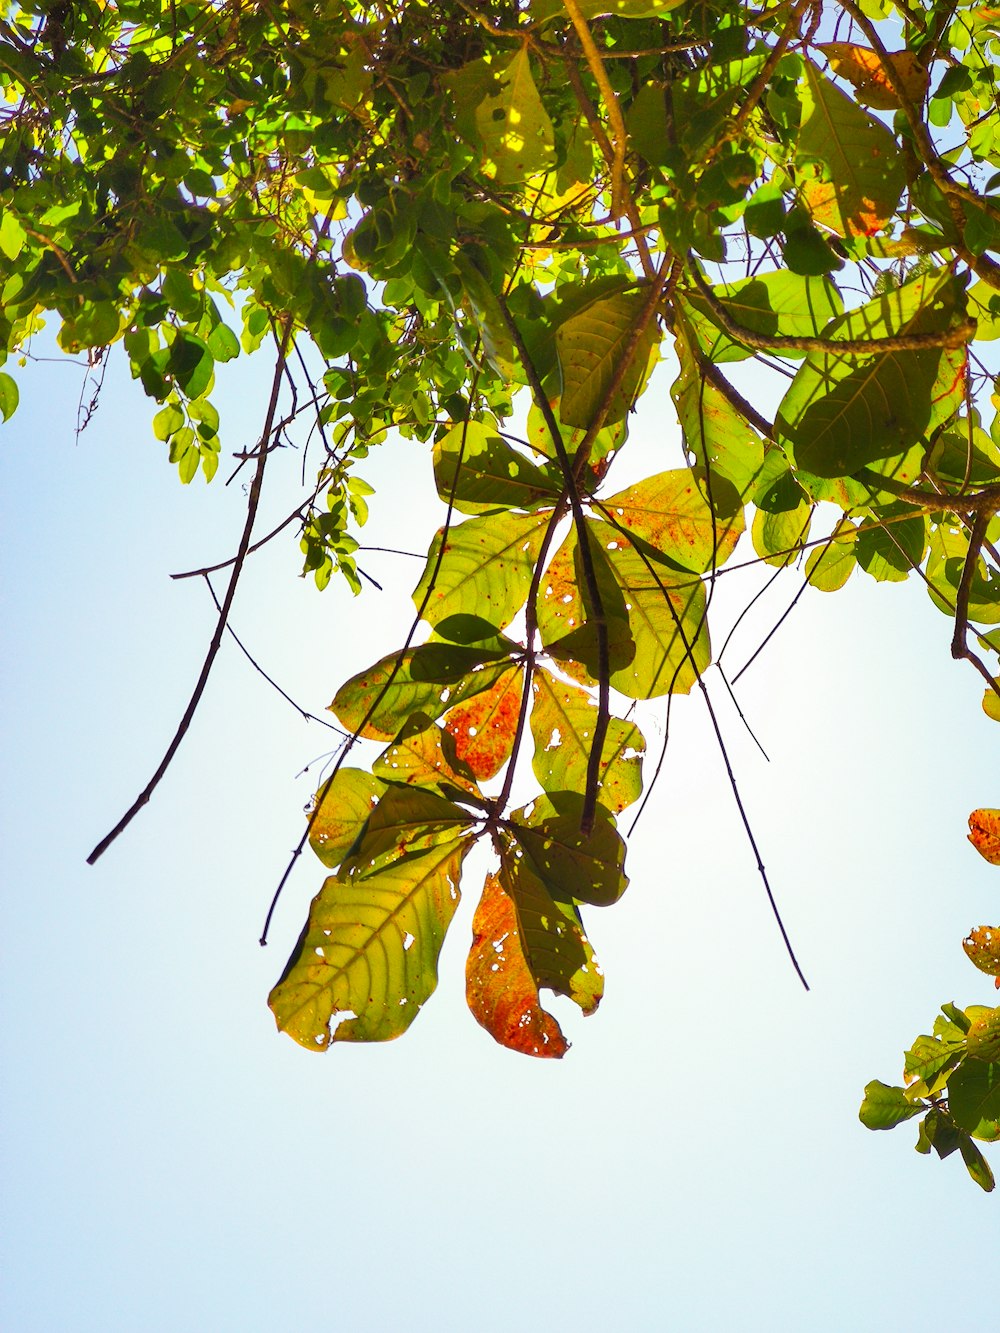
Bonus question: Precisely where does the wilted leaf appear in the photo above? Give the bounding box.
[859,1080,925,1130]
[443,665,524,780]
[308,768,385,870]
[530,668,645,813]
[819,43,928,111]
[413,510,552,630]
[797,60,905,237]
[269,838,470,1049]
[557,289,659,430]
[465,871,569,1058]
[969,808,1000,865]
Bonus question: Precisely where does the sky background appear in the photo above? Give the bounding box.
[3,324,999,1332]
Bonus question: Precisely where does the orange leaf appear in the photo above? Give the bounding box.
[969,809,1000,865]
[465,872,568,1058]
[820,43,928,111]
[444,665,523,780]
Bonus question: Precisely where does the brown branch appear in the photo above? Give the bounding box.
[686,259,976,353]
[560,0,628,219]
[87,313,296,865]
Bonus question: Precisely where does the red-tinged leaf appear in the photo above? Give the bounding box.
[600,467,744,574]
[331,644,513,740]
[444,665,524,780]
[373,713,484,803]
[530,668,645,812]
[269,838,470,1049]
[465,871,569,1058]
[308,768,386,870]
[819,43,928,111]
[536,521,636,681]
[964,926,1000,979]
[499,840,604,1015]
[969,809,1000,865]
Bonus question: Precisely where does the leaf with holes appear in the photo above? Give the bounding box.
[331,645,515,740]
[964,926,1000,984]
[475,47,555,183]
[796,60,905,237]
[413,510,552,631]
[308,768,386,870]
[537,519,636,681]
[499,839,604,1015]
[465,871,569,1058]
[269,836,471,1049]
[372,714,484,804]
[433,418,563,515]
[530,668,644,813]
[444,664,524,780]
[557,289,659,431]
[601,467,744,574]
[508,791,627,907]
[776,268,966,478]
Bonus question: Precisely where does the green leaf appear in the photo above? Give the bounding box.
[959,1134,996,1191]
[508,792,628,908]
[0,371,19,422]
[671,325,765,494]
[600,467,744,574]
[948,1059,1000,1141]
[903,1033,966,1099]
[346,785,476,875]
[530,668,645,813]
[331,645,515,740]
[966,1006,1000,1064]
[751,500,812,568]
[797,60,905,237]
[433,418,562,514]
[206,322,240,362]
[498,842,604,1016]
[859,1080,925,1130]
[536,519,636,680]
[413,510,552,631]
[805,520,857,591]
[0,211,26,260]
[557,290,659,431]
[926,518,1000,622]
[269,838,470,1049]
[856,505,927,583]
[475,48,555,183]
[680,272,844,362]
[308,768,386,870]
[776,269,966,478]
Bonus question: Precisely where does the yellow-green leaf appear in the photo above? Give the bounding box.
[372,714,484,803]
[557,290,659,431]
[475,48,555,183]
[600,467,744,573]
[308,768,385,870]
[433,418,563,515]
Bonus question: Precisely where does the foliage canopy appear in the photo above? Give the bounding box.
[3,0,1000,1188]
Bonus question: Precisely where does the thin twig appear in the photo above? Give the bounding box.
[87,313,296,865]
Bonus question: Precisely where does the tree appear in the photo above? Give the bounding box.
[2,0,999,1187]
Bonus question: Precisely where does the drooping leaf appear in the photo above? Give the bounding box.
[433,418,563,514]
[465,871,569,1058]
[679,271,844,362]
[308,768,386,870]
[556,290,659,431]
[859,1080,926,1130]
[499,840,604,1015]
[601,466,745,573]
[508,792,628,907]
[948,1058,1000,1141]
[413,510,553,631]
[964,926,1000,982]
[372,714,484,803]
[331,645,515,740]
[751,499,812,568]
[443,664,524,781]
[530,668,645,813]
[475,48,555,183]
[269,838,470,1049]
[671,325,765,494]
[819,43,928,111]
[776,269,967,478]
[959,1134,996,1191]
[796,60,905,237]
[805,519,858,591]
[969,808,1000,865]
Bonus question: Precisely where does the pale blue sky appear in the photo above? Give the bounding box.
[3,331,998,1332]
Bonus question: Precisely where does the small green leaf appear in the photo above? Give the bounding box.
[859,1080,925,1130]
[0,371,19,422]
[805,520,857,591]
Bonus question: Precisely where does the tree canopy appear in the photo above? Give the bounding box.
[2,0,999,1188]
